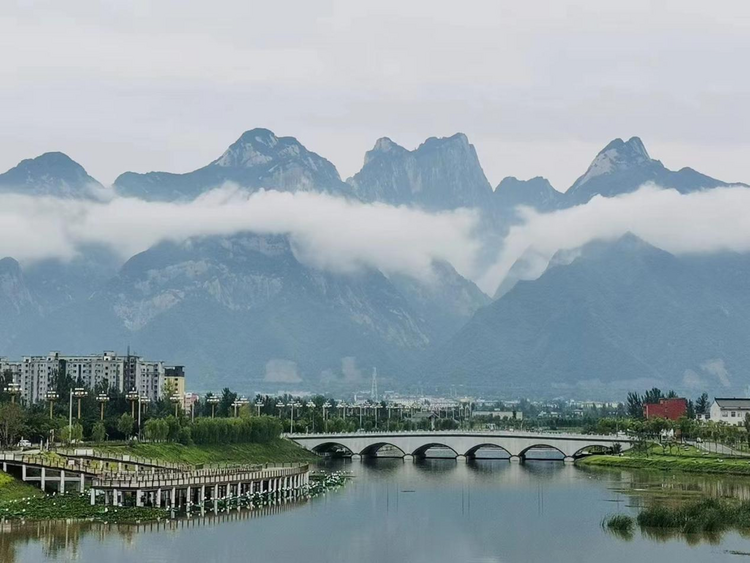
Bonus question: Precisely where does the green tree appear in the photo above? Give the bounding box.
[117,413,134,438]
[626,392,643,418]
[644,388,663,404]
[696,393,710,416]
[91,422,106,442]
[0,402,25,447]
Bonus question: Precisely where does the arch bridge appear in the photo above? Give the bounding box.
[288,430,633,461]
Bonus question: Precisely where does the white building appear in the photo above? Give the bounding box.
[0,351,173,404]
[709,398,750,425]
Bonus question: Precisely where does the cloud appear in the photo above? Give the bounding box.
[480,184,750,293]
[264,359,302,383]
[0,185,481,283]
[700,358,732,388]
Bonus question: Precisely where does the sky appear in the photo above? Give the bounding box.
[2,0,750,189]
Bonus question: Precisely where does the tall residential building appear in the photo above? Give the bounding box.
[0,351,179,404]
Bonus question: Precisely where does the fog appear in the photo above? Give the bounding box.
[480,184,750,293]
[0,185,481,284]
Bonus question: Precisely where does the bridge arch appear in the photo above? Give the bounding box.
[411,443,459,459]
[359,442,406,457]
[464,443,512,459]
[518,444,566,460]
[310,442,355,457]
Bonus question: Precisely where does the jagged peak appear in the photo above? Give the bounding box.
[363,137,408,165]
[214,128,295,168]
[598,136,650,160]
[570,136,653,191]
[496,176,555,191]
[419,132,471,152]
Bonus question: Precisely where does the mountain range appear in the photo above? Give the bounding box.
[0,130,747,397]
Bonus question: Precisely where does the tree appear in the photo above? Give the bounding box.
[117,413,134,438]
[643,388,663,404]
[626,392,643,418]
[0,402,25,447]
[666,390,678,399]
[91,422,106,442]
[696,393,710,416]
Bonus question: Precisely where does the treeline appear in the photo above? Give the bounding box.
[189,416,281,445]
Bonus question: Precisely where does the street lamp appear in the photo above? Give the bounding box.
[287,401,301,433]
[306,401,316,432]
[4,382,21,404]
[276,401,285,418]
[45,390,59,419]
[339,402,347,419]
[171,394,182,417]
[255,400,264,417]
[232,396,249,417]
[207,394,220,418]
[96,393,110,420]
[73,387,86,419]
[126,390,139,418]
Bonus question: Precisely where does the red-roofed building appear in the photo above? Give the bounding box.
[643,398,688,420]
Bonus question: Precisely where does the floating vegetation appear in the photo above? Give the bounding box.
[604,497,750,544]
[0,492,168,523]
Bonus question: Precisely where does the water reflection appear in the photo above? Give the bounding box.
[4,460,750,562]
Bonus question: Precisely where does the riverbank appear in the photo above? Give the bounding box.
[0,470,44,502]
[93,438,318,465]
[578,444,750,475]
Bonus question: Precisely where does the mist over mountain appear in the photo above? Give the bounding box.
[424,234,750,397]
[6,233,486,390]
[1,130,749,396]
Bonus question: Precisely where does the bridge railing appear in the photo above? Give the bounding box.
[285,429,632,441]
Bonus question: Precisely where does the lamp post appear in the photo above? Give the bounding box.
[359,403,364,430]
[45,390,59,419]
[232,396,248,417]
[171,394,182,417]
[339,402,347,419]
[287,401,301,433]
[126,390,139,418]
[73,387,86,419]
[96,393,109,420]
[306,401,316,432]
[276,401,285,418]
[255,400,264,417]
[4,382,21,404]
[207,395,220,418]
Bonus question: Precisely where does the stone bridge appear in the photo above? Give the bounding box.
[288,430,633,461]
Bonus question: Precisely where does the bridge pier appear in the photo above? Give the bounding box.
[509,455,521,462]
[564,456,575,463]
[40,467,46,490]
[60,470,65,493]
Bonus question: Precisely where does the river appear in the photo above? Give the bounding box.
[4,456,750,562]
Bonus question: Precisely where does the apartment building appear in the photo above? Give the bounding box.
[0,351,180,404]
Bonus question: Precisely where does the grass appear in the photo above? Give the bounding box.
[0,471,44,502]
[577,443,750,476]
[93,439,318,466]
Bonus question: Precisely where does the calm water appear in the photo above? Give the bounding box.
[4,457,750,562]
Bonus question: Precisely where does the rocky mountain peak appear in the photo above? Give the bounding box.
[0,152,105,199]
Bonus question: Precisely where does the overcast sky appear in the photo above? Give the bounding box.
[2,0,749,189]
